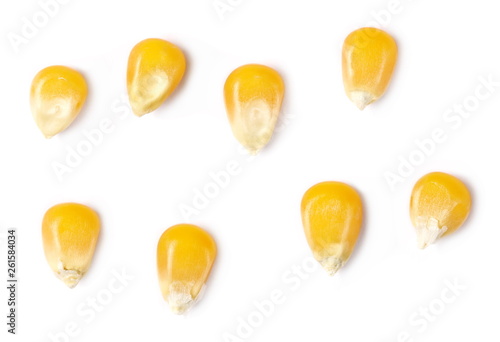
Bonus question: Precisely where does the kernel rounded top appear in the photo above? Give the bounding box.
[343,27,397,50]
[224,64,285,92]
[302,181,362,205]
[157,223,217,254]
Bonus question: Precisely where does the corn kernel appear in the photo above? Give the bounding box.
[410,172,472,249]
[301,182,363,275]
[224,64,285,154]
[342,28,398,110]
[127,38,186,116]
[30,66,88,138]
[157,224,217,314]
[42,203,100,288]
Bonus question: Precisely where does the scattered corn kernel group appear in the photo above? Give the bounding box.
[31,28,476,317]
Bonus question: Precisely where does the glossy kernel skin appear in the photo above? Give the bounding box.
[127,38,186,117]
[301,182,363,276]
[157,224,217,314]
[42,203,100,288]
[342,28,398,110]
[224,64,285,154]
[30,66,87,138]
[410,172,472,249]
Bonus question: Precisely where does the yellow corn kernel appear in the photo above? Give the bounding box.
[342,27,398,110]
[301,182,363,276]
[410,172,472,249]
[127,38,186,116]
[224,64,285,155]
[157,224,217,314]
[30,65,88,138]
[42,203,100,288]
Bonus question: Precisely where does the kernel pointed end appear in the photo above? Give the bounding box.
[246,147,261,156]
[240,140,266,155]
[57,268,83,289]
[415,218,447,249]
[349,91,375,111]
[167,292,195,315]
[130,105,151,118]
[37,124,58,139]
[169,302,193,315]
[319,257,344,276]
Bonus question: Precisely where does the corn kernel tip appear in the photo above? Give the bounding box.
[56,263,83,289]
[348,91,375,110]
[319,256,344,276]
[415,217,447,249]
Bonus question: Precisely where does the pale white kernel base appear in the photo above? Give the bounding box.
[233,100,277,155]
[348,91,376,111]
[56,262,83,289]
[415,217,448,249]
[318,256,345,276]
[167,292,194,315]
[165,283,206,315]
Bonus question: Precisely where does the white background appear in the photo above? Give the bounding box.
[1,0,499,341]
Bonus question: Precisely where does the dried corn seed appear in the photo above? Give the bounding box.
[157,224,217,314]
[224,64,285,154]
[342,27,398,110]
[410,172,472,249]
[42,203,100,288]
[30,65,87,138]
[127,38,186,116]
[301,182,363,275]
